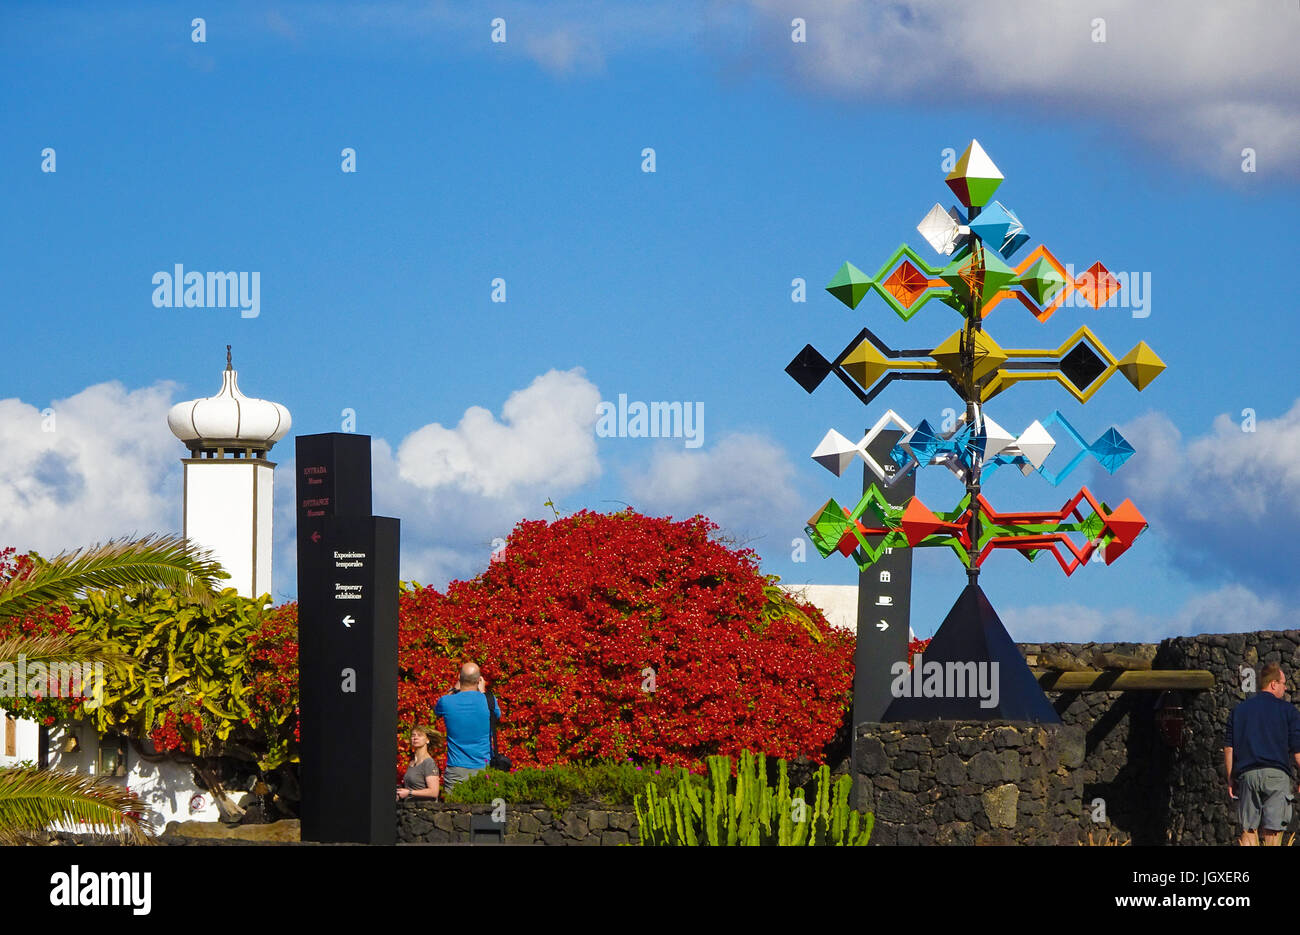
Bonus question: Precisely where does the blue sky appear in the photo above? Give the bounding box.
[2,0,1298,641]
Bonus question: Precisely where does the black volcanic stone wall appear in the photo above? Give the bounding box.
[855,720,1085,845]
[855,633,1300,845]
[397,800,638,845]
[1024,641,1170,845]
[1157,631,1300,845]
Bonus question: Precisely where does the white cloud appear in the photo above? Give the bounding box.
[274,369,608,592]
[622,432,803,546]
[1090,400,1300,588]
[743,0,1300,178]
[525,28,606,75]
[0,369,603,598]
[0,382,180,556]
[1001,583,1288,643]
[394,369,602,497]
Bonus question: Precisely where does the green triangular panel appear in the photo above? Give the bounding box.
[826,261,872,309]
[1015,256,1067,305]
[963,176,1003,207]
[977,250,1017,305]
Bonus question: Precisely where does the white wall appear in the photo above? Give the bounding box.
[0,709,40,767]
[781,584,860,632]
[185,461,255,597]
[254,462,274,598]
[45,721,220,833]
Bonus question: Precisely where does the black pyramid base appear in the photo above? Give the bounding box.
[881,584,1060,723]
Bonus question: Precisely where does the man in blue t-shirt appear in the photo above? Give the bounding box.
[1224,662,1300,845]
[434,661,502,790]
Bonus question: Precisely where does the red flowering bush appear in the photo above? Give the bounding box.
[394,510,854,769]
[0,547,76,644]
[5,510,858,775]
[0,547,78,719]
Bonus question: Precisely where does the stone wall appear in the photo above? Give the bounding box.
[1157,631,1300,845]
[855,632,1300,845]
[855,720,1084,845]
[397,800,639,845]
[1025,641,1171,845]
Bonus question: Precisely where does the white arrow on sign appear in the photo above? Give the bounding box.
[342,615,355,628]
[876,620,889,631]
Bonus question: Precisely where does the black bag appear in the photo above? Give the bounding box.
[485,691,512,771]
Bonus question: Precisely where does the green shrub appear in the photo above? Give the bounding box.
[444,760,705,815]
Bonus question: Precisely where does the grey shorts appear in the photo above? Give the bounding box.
[1238,768,1294,832]
[443,766,485,789]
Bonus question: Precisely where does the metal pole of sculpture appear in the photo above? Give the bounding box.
[788,140,1165,722]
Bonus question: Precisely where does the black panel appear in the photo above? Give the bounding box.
[882,584,1060,723]
[1060,342,1108,392]
[295,433,399,844]
[785,344,832,394]
[853,429,914,728]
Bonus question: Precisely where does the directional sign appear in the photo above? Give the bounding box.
[296,433,398,845]
[853,428,914,736]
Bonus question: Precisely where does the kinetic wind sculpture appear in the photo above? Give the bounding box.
[787,140,1165,722]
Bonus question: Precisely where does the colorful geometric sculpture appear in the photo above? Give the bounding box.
[785,344,833,393]
[805,484,1147,577]
[882,585,1059,722]
[823,245,950,321]
[940,244,1018,310]
[945,140,1003,208]
[931,328,1009,386]
[823,237,1139,325]
[966,201,1028,260]
[916,203,969,256]
[1116,342,1166,391]
[789,138,1163,723]
[826,262,873,310]
[1074,261,1121,308]
[811,410,917,486]
[1014,255,1068,307]
[791,322,1163,408]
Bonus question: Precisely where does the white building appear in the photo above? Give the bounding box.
[780,584,861,632]
[3,351,291,832]
[0,714,38,769]
[166,348,291,599]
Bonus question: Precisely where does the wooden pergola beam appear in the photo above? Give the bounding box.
[1035,669,1215,691]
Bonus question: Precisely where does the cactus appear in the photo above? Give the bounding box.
[633,750,874,846]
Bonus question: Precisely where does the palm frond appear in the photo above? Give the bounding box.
[0,534,227,621]
[0,633,131,671]
[0,633,133,710]
[0,767,151,845]
[761,583,824,643]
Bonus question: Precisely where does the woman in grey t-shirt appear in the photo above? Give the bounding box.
[397,726,441,800]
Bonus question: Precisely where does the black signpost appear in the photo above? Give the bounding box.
[296,433,399,845]
[852,429,914,730]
